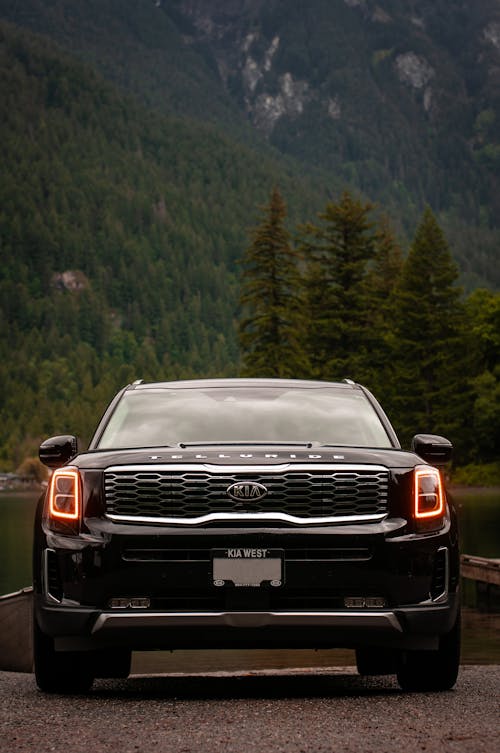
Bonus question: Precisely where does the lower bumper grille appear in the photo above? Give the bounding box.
[44,549,63,602]
[430,547,449,601]
[122,547,372,563]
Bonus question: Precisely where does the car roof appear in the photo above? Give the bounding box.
[128,378,359,391]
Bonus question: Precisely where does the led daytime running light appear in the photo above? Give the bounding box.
[49,467,80,521]
[414,466,444,519]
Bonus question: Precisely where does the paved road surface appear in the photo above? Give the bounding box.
[0,666,498,753]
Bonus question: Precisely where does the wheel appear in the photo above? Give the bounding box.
[34,618,95,693]
[396,611,461,692]
[356,647,399,676]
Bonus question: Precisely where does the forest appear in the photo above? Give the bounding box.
[239,189,500,482]
[0,21,326,470]
[2,0,500,289]
[0,17,498,482]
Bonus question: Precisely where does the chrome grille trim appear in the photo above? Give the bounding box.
[43,548,62,604]
[91,610,403,633]
[106,511,387,525]
[104,463,389,526]
[430,547,449,604]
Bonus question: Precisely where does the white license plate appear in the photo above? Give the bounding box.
[212,548,283,587]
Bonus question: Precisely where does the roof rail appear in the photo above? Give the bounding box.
[342,378,356,385]
[132,379,143,386]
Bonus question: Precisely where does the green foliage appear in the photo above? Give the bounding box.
[474,109,496,141]
[361,216,404,395]
[299,192,381,380]
[0,9,498,471]
[389,207,469,447]
[468,370,500,460]
[239,188,309,377]
[465,289,500,373]
[372,49,393,67]
[0,0,247,134]
[0,21,327,467]
[16,457,49,484]
[451,462,500,488]
[1,0,500,288]
[474,143,500,169]
[464,289,500,461]
[238,197,497,465]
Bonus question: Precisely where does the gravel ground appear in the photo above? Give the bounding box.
[0,666,498,753]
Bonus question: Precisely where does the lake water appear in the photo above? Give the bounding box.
[1,488,498,669]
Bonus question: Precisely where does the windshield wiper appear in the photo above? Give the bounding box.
[178,441,317,449]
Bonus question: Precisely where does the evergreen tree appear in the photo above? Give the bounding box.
[464,289,500,461]
[300,191,377,381]
[367,216,404,309]
[363,215,404,396]
[0,23,331,467]
[390,207,468,450]
[238,187,309,377]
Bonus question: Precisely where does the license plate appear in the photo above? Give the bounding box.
[212,548,283,588]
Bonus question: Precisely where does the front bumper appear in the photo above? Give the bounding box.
[35,516,460,652]
[35,596,460,653]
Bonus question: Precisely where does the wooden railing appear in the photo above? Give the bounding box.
[460,554,500,586]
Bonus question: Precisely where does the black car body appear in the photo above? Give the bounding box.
[34,379,460,692]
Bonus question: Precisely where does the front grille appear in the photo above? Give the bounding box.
[104,465,389,523]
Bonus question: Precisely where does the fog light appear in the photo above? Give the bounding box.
[130,598,150,608]
[365,597,387,608]
[109,598,130,609]
[344,597,366,608]
[109,598,150,609]
[344,597,387,608]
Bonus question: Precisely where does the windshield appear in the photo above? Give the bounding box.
[96,386,393,449]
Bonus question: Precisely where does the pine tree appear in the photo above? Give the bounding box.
[300,191,377,381]
[390,207,468,449]
[238,187,309,377]
[362,215,404,396]
[367,216,404,308]
[464,289,500,461]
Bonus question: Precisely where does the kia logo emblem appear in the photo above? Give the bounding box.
[226,481,268,501]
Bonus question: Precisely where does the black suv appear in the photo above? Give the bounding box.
[34,378,460,693]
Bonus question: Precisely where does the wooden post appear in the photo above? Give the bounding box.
[460,555,500,613]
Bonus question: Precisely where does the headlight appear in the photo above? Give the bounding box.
[414,466,444,520]
[48,467,81,521]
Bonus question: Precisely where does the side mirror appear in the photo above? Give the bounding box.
[39,435,78,469]
[411,434,453,466]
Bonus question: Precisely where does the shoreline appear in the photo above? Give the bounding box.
[448,485,500,495]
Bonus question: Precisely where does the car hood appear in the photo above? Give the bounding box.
[73,446,421,470]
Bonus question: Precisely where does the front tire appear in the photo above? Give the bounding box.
[396,610,461,692]
[34,618,95,693]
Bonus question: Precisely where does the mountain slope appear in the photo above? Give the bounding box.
[0,0,249,132]
[0,20,327,465]
[1,0,499,287]
[171,0,500,286]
